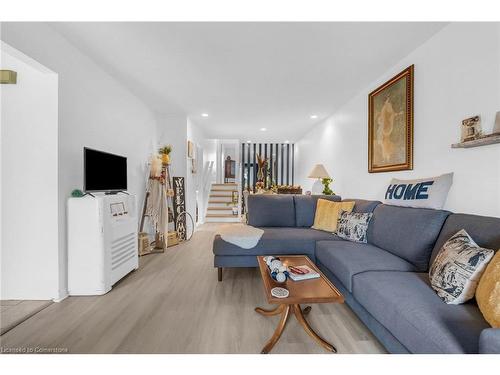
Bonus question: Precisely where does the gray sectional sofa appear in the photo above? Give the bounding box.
[212,194,500,354]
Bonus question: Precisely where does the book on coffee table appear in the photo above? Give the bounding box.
[288,265,320,281]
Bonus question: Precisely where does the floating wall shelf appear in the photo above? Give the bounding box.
[451,134,500,149]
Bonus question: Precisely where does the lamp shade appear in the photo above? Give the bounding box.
[308,164,330,179]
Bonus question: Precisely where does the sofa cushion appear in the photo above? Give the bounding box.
[342,198,381,213]
[479,328,500,354]
[213,227,339,257]
[294,194,341,227]
[367,204,450,271]
[430,213,500,266]
[352,271,489,353]
[315,240,416,292]
[247,194,295,227]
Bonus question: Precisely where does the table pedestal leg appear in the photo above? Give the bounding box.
[260,304,290,354]
[292,304,337,353]
[302,305,312,315]
[255,304,284,317]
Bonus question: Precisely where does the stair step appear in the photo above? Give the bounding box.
[208,207,233,211]
[205,216,241,223]
[209,200,235,204]
[206,214,238,218]
[211,189,238,192]
[210,194,234,198]
[212,183,237,186]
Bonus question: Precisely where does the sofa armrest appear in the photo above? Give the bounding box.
[479,328,500,354]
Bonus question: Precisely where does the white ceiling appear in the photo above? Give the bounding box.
[50,22,447,142]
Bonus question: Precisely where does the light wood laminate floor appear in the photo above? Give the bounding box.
[0,224,386,354]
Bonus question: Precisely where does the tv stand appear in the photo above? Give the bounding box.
[105,191,129,195]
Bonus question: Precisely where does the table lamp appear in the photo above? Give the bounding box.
[308,164,332,195]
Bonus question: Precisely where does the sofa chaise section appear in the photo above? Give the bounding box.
[213,227,339,267]
[213,194,343,279]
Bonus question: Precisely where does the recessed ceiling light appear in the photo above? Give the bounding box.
[260,127,267,131]
[201,113,209,117]
[284,140,290,144]
[310,115,318,119]
[246,140,252,143]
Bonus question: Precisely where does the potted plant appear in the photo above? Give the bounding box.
[158,145,172,165]
[256,154,268,182]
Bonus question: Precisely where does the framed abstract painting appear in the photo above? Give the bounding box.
[368,65,414,173]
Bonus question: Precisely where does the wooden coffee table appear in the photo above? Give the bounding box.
[256,255,344,354]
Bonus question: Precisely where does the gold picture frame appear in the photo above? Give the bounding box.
[368,65,414,173]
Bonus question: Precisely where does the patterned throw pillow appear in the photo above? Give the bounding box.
[336,210,373,243]
[429,229,494,305]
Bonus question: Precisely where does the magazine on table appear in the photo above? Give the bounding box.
[287,265,320,281]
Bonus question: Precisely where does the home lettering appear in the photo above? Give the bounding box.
[385,181,434,200]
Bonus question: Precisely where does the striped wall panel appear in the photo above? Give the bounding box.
[241,142,295,192]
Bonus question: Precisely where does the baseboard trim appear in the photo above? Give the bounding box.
[53,290,68,302]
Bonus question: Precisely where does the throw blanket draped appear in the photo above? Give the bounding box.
[218,224,264,249]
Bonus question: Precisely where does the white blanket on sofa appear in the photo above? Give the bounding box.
[218,223,264,249]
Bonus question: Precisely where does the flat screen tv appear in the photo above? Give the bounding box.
[84,148,127,193]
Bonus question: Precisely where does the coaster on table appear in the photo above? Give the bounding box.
[271,287,289,299]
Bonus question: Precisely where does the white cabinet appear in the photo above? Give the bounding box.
[67,194,138,295]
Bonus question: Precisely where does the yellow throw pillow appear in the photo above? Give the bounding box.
[476,250,500,328]
[312,199,355,233]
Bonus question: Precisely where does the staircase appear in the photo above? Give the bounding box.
[205,183,240,223]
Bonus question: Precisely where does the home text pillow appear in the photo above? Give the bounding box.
[429,229,494,304]
[312,199,355,233]
[337,210,373,243]
[384,172,453,209]
[476,251,500,327]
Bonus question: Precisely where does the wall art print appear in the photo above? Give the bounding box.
[368,65,414,173]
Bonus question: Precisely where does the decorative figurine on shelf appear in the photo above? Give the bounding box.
[158,144,172,165]
[321,177,334,195]
[263,256,289,283]
[461,116,482,142]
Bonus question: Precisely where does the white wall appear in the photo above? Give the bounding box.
[157,114,188,180]
[296,23,500,218]
[1,23,159,299]
[187,118,207,223]
[1,42,59,299]
[157,115,208,225]
[203,139,217,181]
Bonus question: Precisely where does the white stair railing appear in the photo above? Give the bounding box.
[202,161,215,221]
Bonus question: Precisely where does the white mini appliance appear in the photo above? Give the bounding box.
[68,194,138,295]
